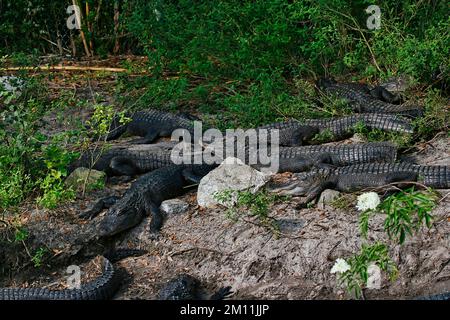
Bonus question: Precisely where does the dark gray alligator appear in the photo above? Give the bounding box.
[68,143,176,176]
[82,164,217,237]
[106,109,195,143]
[277,141,397,168]
[317,78,422,117]
[268,163,449,204]
[258,113,413,146]
[157,274,232,300]
[73,140,397,177]
[0,257,119,300]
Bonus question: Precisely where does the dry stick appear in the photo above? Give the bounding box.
[40,37,71,54]
[113,0,120,54]
[73,0,91,57]
[0,66,128,72]
[86,1,94,53]
[70,30,77,57]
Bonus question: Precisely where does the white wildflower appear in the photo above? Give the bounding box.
[330,258,351,274]
[356,192,380,211]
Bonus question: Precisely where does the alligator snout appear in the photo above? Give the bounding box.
[267,179,309,196]
[98,207,144,237]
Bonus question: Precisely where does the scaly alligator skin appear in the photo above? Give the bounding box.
[83,164,216,237]
[259,113,413,146]
[69,144,175,176]
[416,292,450,300]
[157,274,233,300]
[277,142,397,167]
[317,78,422,117]
[0,258,119,300]
[106,109,195,143]
[269,163,449,204]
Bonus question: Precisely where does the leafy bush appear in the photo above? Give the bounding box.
[0,84,79,210]
[338,242,398,299]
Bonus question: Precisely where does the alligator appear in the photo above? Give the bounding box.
[0,257,119,300]
[319,79,402,104]
[258,113,413,146]
[279,142,397,172]
[268,163,449,205]
[81,164,217,237]
[317,78,423,117]
[68,143,176,176]
[242,141,398,173]
[105,109,195,143]
[157,274,233,300]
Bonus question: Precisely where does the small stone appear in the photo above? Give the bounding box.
[160,199,189,215]
[65,167,106,191]
[30,208,47,220]
[349,133,366,143]
[317,189,341,210]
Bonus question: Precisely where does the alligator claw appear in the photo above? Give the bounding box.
[210,286,234,300]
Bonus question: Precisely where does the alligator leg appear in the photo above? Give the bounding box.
[129,129,160,144]
[79,196,120,220]
[144,200,164,235]
[290,125,320,146]
[141,129,160,144]
[110,157,141,176]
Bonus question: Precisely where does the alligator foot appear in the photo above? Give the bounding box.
[110,157,140,176]
[80,196,120,220]
[210,286,234,300]
[108,175,134,184]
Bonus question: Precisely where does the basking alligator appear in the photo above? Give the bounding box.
[0,257,119,300]
[269,163,449,204]
[68,143,176,176]
[106,109,195,143]
[317,78,422,117]
[258,113,413,146]
[275,142,397,170]
[157,274,233,300]
[82,164,217,237]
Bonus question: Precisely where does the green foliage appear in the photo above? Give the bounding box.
[414,88,450,140]
[214,189,288,234]
[31,247,47,268]
[87,104,131,138]
[338,242,398,299]
[353,122,413,147]
[14,227,29,243]
[0,82,79,210]
[359,188,437,244]
[380,187,437,244]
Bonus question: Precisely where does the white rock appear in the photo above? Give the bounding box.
[317,189,341,210]
[366,263,382,289]
[197,157,272,208]
[160,199,189,215]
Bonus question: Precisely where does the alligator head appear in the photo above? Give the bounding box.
[267,172,332,206]
[98,199,145,237]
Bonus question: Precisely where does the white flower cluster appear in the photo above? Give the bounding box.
[356,192,380,211]
[330,258,351,274]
